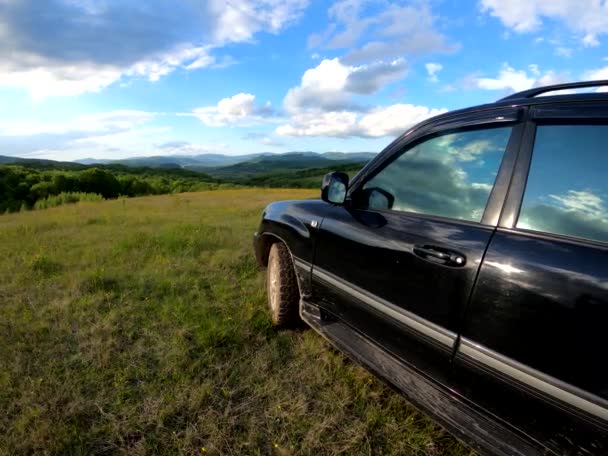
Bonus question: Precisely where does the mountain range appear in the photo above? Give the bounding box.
[0,151,376,181]
[74,151,376,170]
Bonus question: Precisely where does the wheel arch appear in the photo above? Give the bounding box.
[255,232,287,267]
[256,231,310,300]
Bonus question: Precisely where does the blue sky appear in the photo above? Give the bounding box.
[1,0,608,161]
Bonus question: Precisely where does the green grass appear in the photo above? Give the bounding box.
[0,189,473,455]
[33,192,104,210]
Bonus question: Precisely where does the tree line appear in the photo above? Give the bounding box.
[0,164,229,213]
[0,160,367,214]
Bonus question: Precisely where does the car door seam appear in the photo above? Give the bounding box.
[450,226,498,361]
[451,108,532,361]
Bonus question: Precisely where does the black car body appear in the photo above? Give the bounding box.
[253,81,608,455]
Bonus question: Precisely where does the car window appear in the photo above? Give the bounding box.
[517,124,608,243]
[357,126,513,222]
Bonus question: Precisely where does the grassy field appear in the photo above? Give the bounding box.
[0,189,472,455]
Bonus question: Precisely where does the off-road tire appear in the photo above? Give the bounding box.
[267,242,300,326]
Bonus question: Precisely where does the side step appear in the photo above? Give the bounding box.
[300,301,545,456]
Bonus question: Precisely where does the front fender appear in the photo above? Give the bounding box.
[254,199,329,265]
[253,199,332,299]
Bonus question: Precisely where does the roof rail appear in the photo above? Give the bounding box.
[499,80,608,101]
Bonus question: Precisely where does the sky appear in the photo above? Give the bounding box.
[1,0,608,161]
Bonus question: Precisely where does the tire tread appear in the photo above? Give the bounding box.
[268,242,300,326]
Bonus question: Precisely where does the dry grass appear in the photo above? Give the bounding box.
[0,189,473,455]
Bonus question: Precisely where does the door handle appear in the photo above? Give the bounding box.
[413,245,466,267]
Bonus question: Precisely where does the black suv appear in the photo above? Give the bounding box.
[253,81,608,455]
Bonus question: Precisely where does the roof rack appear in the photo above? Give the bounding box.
[499,80,608,101]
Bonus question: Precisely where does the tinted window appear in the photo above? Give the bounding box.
[517,125,608,243]
[358,126,512,222]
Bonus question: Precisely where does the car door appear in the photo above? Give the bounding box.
[455,103,608,453]
[311,109,524,382]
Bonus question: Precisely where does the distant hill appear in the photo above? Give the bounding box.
[74,151,376,170]
[1,151,374,189]
[0,155,88,170]
[240,162,365,188]
[320,152,378,161]
[76,153,269,168]
[1,151,374,173]
[202,152,370,179]
[78,154,244,168]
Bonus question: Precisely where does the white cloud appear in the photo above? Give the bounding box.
[260,136,284,147]
[0,110,161,160]
[0,62,123,99]
[475,64,536,92]
[555,47,572,58]
[425,63,443,82]
[474,63,568,93]
[0,45,230,99]
[449,140,498,162]
[583,33,600,47]
[0,0,310,97]
[278,56,444,139]
[189,93,278,127]
[480,0,608,45]
[555,46,572,58]
[584,66,608,80]
[2,117,234,161]
[0,110,157,136]
[277,104,446,138]
[519,189,608,239]
[535,71,569,88]
[209,0,309,43]
[583,66,608,92]
[472,182,494,192]
[310,0,455,64]
[548,190,607,219]
[284,58,407,112]
[69,126,172,155]
[277,111,359,137]
[347,59,409,93]
[358,104,447,137]
[284,59,354,112]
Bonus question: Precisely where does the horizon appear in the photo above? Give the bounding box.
[1,1,608,161]
[2,150,378,164]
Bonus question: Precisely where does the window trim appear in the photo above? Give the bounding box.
[347,115,525,226]
[500,226,608,251]
[349,108,522,192]
[499,108,608,246]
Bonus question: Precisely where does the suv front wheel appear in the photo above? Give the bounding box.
[266,242,300,327]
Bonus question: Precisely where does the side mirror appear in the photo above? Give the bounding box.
[321,172,349,205]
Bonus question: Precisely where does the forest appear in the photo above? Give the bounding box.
[0,164,227,213]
